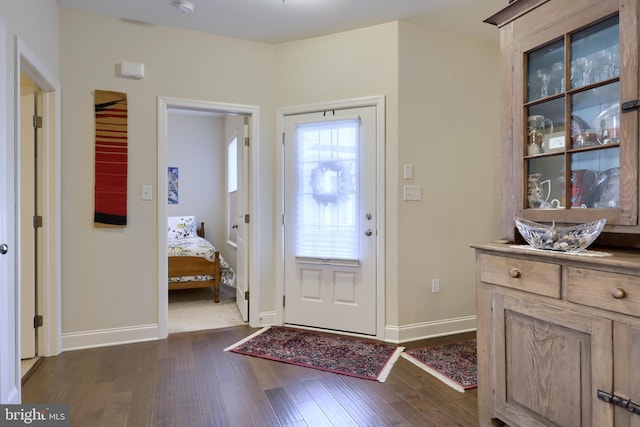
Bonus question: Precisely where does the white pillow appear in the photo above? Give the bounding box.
[167,216,196,239]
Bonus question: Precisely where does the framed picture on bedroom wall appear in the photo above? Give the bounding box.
[168,166,179,204]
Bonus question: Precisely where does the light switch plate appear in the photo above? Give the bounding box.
[403,185,422,201]
[141,185,153,201]
[403,164,413,180]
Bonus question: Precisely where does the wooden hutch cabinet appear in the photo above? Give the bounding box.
[474,0,640,426]
[474,244,640,427]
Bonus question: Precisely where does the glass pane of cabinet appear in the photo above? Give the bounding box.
[528,39,564,102]
[525,15,621,214]
[570,16,620,90]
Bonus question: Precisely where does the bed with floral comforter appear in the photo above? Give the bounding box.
[167,216,235,303]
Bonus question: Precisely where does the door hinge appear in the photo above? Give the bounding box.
[34,315,43,328]
[598,389,640,416]
[244,116,250,146]
[244,290,250,301]
[33,215,43,228]
[282,132,285,145]
[283,295,286,307]
[244,214,250,224]
[33,115,42,129]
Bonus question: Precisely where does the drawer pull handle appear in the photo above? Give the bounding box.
[610,288,626,299]
[509,268,521,278]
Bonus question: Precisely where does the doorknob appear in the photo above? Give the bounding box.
[364,229,373,236]
[232,224,238,229]
[0,244,8,255]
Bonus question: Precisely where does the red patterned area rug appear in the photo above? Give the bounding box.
[225,326,404,382]
[401,339,477,392]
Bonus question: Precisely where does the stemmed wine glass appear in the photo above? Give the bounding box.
[540,69,552,98]
[552,61,564,94]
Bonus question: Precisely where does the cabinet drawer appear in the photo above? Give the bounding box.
[567,268,640,317]
[479,254,561,298]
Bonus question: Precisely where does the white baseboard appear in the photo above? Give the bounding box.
[257,311,277,327]
[259,311,475,344]
[58,315,475,351]
[61,324,160,351]
[384,315,477,344]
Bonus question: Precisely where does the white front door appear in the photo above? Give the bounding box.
[283,106,377,335]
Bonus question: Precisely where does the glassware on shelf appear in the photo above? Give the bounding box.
[527,173,553,208]
[571,82,619,148]
[570,16,620,89]
[593,103,620,145]
[524,15,623,216]
[528,115,554,155]
[570,169,598,207]
[570,149,620,208]
[527,39,564,102]
[551,61,565,94]
[592,167,620,208]
[539,69,552,98]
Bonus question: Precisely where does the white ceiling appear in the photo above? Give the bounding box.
[55,0,507,44]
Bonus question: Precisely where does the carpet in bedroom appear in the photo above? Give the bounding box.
[168,285,246,333]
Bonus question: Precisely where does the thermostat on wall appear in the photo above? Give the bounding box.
[117,62,145,79]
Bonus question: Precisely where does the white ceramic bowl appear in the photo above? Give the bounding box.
[514,217,606,253]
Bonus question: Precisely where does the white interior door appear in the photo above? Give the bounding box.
[0,18,20,403]
[283,106,377,335]
[235,116,250,321]
[19,72,39,360]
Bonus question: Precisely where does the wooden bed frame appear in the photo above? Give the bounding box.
[168,222,222,303]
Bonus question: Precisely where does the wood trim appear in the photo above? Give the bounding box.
[501,23,517,240]
[484,0,550,27]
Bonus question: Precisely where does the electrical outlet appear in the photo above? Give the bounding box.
[432,278,440,293]
[403,185,422,201]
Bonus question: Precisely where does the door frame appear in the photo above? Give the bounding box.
[156,97,260,337]
[275,95,386,339]
[16,38,62,360]
[1,35,62,403]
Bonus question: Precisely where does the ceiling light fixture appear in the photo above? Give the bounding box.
[173,0,195,14]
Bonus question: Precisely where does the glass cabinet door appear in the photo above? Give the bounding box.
[522,15,632,224]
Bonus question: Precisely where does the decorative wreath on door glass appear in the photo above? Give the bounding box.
[310,160,354,205]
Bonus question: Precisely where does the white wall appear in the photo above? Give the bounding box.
[275,22,400,335]
[58,8,501,347]
[59,9,275,346]
[275,21,501,340]
[394,22,501,339]
[167,112,226,251]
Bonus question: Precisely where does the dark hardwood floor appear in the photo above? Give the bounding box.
[22,325,478,427]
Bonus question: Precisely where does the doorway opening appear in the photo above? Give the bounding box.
[16,38,62,385]
[157,97,259,337]
[19,69,42,377]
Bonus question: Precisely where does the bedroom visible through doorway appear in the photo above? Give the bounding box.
[166,109,247,333]
[157,97,258,338]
